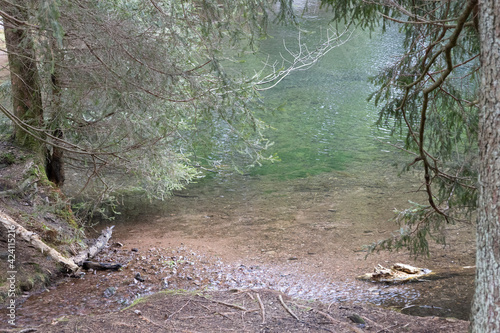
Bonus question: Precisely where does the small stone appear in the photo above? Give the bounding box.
[103,287,117,298]
[135,273,145,282]
[348,313,365,326]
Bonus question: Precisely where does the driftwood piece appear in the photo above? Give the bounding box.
[356,263,432,283]
[82,261,122,271]
[72,226,114,266]
[0,210,79,272]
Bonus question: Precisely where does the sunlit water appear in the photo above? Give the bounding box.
[234,15,405,180]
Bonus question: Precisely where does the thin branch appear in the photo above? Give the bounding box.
[255,293,266,324]
[0,8,39,29]
[278,295,299,321]
[417,0,476,219]
[378,12,474,28]
[83,41,199,103]
[255,27,353,91]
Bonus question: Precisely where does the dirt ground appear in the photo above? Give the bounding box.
[10,241,471,332]
[38,289,468,333]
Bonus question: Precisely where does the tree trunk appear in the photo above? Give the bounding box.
[471,1,500,331]
[1,0,44,148]
[2,1,66,187]
[72,226,115,266]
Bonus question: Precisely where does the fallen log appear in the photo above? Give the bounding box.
[72,226,115,266]
[1,210,117,273]
[82,261,122,271]
[0,210,79,272]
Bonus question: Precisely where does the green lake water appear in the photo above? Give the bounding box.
[238,15,405,180]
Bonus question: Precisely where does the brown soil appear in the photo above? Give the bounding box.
[12,240,471,332]
[39,289,468,333]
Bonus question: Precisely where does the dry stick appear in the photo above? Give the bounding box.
[166,300,191,321]
[255,293,266,324]
[215,312,232,320]
[196,302,211,311]
[360,315,384,329]
[207,299,247,312]
[137,314,169,331]
[278,295,299,321]
[246,292,255,301]
[293,303,364,333]
[377,323,400,333]
[293,303,342,325]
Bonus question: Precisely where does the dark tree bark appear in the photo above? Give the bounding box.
[1,0,44,148]
[46,129,65,186]
[471,0,500,331]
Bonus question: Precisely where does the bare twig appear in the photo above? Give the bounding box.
[293,303,365,333]
[136,313,169,330]
[165,300,191,320]
[255,27,353,91]
[376,322,400,333]
[278,295,299,321]
[255,293,266,324]
[206,299,247,312]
